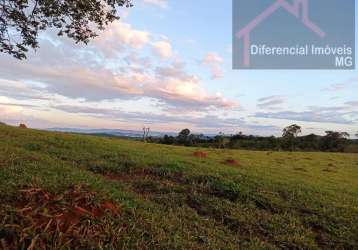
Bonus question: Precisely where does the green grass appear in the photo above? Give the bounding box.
[0,124,357,249]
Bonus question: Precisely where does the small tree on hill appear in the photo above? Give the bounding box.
[282,124,302,138]
[282,124,302,151]
[177,129,191,145]
[19,123,27,128]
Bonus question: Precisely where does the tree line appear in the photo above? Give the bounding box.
[147,124,358,153]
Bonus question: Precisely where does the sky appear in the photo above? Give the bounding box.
[0,0,357,137]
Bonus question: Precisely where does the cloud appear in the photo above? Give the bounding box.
[52,105,119,118]
[322,83,348,92]
[0,18,241,133]
[0,104,52,128]
[0,26,236,111]
[0,102,38,108]
[322,78,358,92]
[124,52,152,68]
[51,103,278,134]
[255,111,350,124]
[345,101,358,107]
[0,60,145,101]
[257,95,286,109]
[203,52,224,65]
[155,60,198,82]
[0,79,52,101]
[143,0,168,8]
[94,22,150,57]
[150,78,238,110]
[0,106,21,124]
[254,105,358,125]
[201,52,224,79]
[152,40,173,59]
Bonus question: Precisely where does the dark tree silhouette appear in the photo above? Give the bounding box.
[282,124,302,151]
[0,0,132,59]
[324,131,350,139]
[320,131,350,152]
[282,124,302,138]
[178,129,190,137]
[214,132,229,149]
[177,129,192,145]
[152,126,356,153]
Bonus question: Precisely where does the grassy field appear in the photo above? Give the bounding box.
[0,124,357,249]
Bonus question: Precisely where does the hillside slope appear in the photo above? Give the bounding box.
[0,124,357,249]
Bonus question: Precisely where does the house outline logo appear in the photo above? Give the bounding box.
[236,0,326,67]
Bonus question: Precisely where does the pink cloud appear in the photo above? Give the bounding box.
[94,22,150,56]
[152,78,238,110]
[203,52,224,65]
[202,52,224,79]
[0,20,237,113]
[152,40,173,59]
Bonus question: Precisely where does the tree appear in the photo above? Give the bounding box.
[177,129,191,145]
[282,124,302,138]
[324,131,350,139]
[298,133,320,151]
[162,135,175,145]
[320,131,350,152]
[214,132,229,149]
[282,124,302,151]
[0,0,132,59]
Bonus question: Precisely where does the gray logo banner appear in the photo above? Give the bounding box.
[233,0,355,69]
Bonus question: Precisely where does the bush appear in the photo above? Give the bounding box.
[344,144,358,153]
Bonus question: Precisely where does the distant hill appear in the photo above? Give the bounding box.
[0,123,357,249]
[46,127,177,138]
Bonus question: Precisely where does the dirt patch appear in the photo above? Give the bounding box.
[223,159,240,166]
[0,186,121,249]
[275,159,285,164]
[103,169,188,203]
[104,167,187,185]
[193,151,208,158]
[105,169,160,182]
[322,168,338,173]
[322,164,338,173]
[293,167,308,172]
[186,195,210,217]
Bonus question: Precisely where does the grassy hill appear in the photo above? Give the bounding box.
[0,124,357,249]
